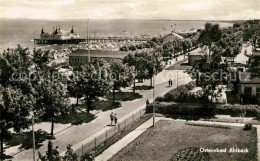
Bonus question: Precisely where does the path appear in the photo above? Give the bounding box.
[95,117,260,161]
[12,55,191,160]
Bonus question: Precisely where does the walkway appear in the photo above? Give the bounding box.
[95,117,260,161]
[12,56,191,160]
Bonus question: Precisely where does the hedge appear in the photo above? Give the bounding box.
[215,104,260,117]
[146,103,215,116]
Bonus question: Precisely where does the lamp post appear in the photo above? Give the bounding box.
[152,67,156,127]
[87,19,90,63]
[32,114,36,161]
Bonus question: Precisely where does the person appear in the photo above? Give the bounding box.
[110,112,114,126]
[169,79,172,86]
[114,113,118,125]
[53,146,59,157]
[146,99,149,106]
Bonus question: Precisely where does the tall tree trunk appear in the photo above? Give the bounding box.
[76,96,79,106]
[0,133,4,161]
[87,97,91,114]
[133,78,136,94]
[208,44,211,57]
[150,78,153,87]
[51,114,54,136]
[113,87,116,103]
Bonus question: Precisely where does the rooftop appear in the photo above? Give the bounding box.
[69,50,129,59]
[239,72,260,84]
[163,32,184,39]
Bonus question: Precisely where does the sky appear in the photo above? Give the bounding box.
[0,0,259,20]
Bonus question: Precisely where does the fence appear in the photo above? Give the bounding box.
[76,108,146,156]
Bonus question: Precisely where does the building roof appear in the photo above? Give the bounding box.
[188,47,207,56]
[252,50,260,56]
[239,72,260,84]
[69,50,129,59]
[163,32,184,40]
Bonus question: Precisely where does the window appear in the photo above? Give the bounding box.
[257,88,260,101]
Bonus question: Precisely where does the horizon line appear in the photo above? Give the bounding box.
[0,18,256,22]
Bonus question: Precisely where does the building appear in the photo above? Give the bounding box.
[162,31,184,43]
[188,47,208,66]
[239,73,260,104]
[40,26,80,40]
[69,50,128,66]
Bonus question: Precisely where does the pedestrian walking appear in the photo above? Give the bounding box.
[146,99,150,106]
[169,79,172,86]
[114,113,118,125]
[53,146,59,157]
[110,112,114,126]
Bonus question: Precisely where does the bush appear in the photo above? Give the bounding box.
[156,81,196,102]
[243,123,252,130]
[146,103,215,116]
[216,104,260,117]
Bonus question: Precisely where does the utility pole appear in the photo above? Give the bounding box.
[152,67,156,127]
[176,70,179,91]
[32,114,36,161]
[87,19,90,62]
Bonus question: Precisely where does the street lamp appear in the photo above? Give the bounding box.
[32,114,36,161]
[87,19,90,63]
[152,67,156,127]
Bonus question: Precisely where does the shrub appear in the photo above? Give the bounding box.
[243,123,252,130]
[216,104,260,117]
[146,103,215,116]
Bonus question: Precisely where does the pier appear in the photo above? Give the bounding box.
[34,37,149,44]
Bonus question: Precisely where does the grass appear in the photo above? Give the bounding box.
[5,129,48,150]
[110,120,257,161]
[135,85,153,91]
[106,92,142,101]
[163,114,215,121]
[55,111,95,125]
[92,100,121,111]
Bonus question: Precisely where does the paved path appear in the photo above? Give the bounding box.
[13,56,191,160]
[95,117,260,161]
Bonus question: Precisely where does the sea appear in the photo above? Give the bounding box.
[0,19,234,52]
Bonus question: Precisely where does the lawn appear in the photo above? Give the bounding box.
[110,120,257,161]
[106,92,142,101]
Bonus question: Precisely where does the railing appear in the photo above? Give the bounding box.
[76,108,146,156]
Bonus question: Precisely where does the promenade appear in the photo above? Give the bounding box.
[13,55,191,160]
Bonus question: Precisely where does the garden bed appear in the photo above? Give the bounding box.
[110,120,257,161]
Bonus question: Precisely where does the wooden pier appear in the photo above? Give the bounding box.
[34,37,148,44]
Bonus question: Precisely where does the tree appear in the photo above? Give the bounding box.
[163,42,174,60]
[67,68,84,111]
[34,75,69,137]
[79,64,112,113]
[198,23,222,56]
[123,53,138,93]
[247,55,260,78]
[135,51,164,87]
[32,48,50,70]
[110,60,133,103]
[0,87,33,160]
[188,46,227,102]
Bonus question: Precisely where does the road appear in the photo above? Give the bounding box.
[13,55,192,161]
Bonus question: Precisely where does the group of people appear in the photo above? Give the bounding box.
[110,112,118,126]
[168,79,173,87]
